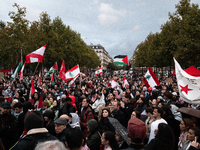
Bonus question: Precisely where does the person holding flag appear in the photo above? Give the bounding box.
[47,62,58,74]
[142,67,160,88]
[59,60,66,80]
[65,64,80,82]
[95,68,103,75]
[11,50,23,81]
[26,44,47,63]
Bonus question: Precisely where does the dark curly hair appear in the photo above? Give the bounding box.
[155,123,175,150]
[104,131,119,150]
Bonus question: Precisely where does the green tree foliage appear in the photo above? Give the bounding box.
[133,0,200,67]
[0,3,100,69]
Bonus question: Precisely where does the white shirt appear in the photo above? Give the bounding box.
[148,118,167,143]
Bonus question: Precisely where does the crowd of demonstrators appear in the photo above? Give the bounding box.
[1,71,200,150]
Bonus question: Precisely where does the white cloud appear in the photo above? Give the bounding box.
[98,3,126,26]
[132,25,141,32]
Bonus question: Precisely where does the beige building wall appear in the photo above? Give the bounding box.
[89,44,113,68]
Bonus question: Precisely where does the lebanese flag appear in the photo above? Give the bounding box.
[69,75,79,85]
[59,60,66,80]
[114,55,129,65]
[47,62,58,74]
[65,65,80,82]
[38,70,42,87]
[19,62,25,80]
[30,78,35,96]
[111,78,118,88]
[142,67,160,88]
[122,76,129,88]
[95,68,103,75]
[26,44,47,63]
[174,58,200,104]
[11,50,23,81]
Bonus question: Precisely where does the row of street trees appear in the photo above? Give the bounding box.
[0,3,100,70]
[133,0,200,69]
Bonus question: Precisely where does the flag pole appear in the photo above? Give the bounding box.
[33,62,40,76]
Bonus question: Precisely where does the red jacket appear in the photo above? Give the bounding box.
[80,106,94,137]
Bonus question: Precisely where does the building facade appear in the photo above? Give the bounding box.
[89,44,113,68]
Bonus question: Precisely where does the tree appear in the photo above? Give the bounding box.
[0,3,100,70]
[133,0,200,68]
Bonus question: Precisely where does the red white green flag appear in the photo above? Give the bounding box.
[30,78,35,96]
[59,60,66,80]
[142,67,160,88]
[95,68,103,75]
[26,44,47,63]
[114,55,129,66]
[122,76,129,88]
[19,62,25,80]
[65,65,80,82]
[43,68,48,76]
[111,78,118,88]
[51,73,55,86]
[11,50,23,81]
[47,62,58,74]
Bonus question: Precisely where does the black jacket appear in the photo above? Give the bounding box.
[112,109,125,127]
[0,112,17,150]
[13,128,57,150]
[45,120,56,136]
[121,102,134,127]
[58,104,76,117]
[55,125,71,144]
[86,119,101,150]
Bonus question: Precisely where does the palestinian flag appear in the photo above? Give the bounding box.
[95,68,103,75]
[26,44,47,63]
[114,55,129,65]
[142,67,160,88]
[11,50,23,81]
[51,73,55,86]
[65,65,80,82]
[47,62,58,74]
[122,76,129,88]
[19,62,25,80]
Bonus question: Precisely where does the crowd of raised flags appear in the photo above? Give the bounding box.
[3,44,200,150]
[11,44,130,88]
[10,44,200,104]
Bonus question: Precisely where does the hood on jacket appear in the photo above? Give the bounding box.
[69,113,80,128]
[86,119,98,133]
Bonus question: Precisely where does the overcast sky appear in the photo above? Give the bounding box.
[1,0,200,60]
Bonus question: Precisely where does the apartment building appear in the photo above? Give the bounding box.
[89,44,113,68]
